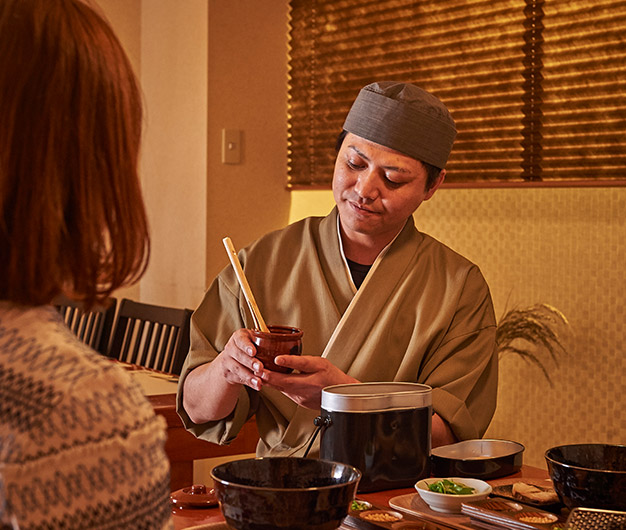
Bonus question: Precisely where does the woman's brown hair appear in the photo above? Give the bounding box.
[0,0,150,308]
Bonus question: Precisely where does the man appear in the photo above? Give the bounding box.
[177,81,498,456]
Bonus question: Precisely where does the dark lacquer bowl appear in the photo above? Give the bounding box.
[211,457,361,530]
[545,443,626,511]
[431,439,524,479]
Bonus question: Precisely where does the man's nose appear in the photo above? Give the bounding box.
[354,169,379,201]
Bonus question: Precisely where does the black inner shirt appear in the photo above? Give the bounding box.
[346,259,372,289]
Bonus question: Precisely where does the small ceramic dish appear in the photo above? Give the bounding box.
[358,509,403,523]
[350,499,372,512]
[415,477,492,513]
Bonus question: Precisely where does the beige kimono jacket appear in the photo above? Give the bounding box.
[177,208,498,456]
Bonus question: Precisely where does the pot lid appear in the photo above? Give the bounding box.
[321,382,432,412]
[170,484,218,509]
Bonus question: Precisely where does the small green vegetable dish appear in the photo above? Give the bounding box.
[415,477,492,513]
[350,500,372,511]
[428,479,475,495]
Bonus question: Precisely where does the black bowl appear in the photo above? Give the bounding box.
[545,443,626,511]
[211,457,361,530]
[431,439,524,479]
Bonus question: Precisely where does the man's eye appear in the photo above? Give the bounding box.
[384,174,403,187]
[347,160,365,170]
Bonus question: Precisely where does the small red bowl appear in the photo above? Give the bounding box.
[250,325,303,373]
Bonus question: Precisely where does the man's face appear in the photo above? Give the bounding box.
[332,133,444,243]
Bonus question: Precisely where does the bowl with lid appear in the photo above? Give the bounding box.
[431,439,524,479]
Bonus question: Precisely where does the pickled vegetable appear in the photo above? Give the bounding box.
[427,479,475,495]
[350,500,371,511]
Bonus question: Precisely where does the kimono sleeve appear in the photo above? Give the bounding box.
[420,265,498,441]
[176,270,259,445]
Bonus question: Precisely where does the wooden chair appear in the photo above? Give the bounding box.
[107,298,192,375]
[53,294,117,355]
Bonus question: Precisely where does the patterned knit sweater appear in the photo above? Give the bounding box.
[0,302,174,530]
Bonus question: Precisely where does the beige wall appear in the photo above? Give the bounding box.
[96,0,142,303]
[139,1,209,309]
[99,0,209,310]
[205,0,292,283]
[101,1,625,470]
[100,0,293,305]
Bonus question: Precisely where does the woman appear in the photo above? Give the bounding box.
[0,1,173,528]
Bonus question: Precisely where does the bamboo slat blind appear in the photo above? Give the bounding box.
[287,0,626,188]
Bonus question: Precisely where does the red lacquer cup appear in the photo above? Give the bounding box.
[250,325,303,374]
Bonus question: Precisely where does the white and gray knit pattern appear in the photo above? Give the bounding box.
[0,303,174,530]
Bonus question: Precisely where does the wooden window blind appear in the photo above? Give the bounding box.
[287,0,626,188]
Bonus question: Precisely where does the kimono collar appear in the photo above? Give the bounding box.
[335,212,410,294]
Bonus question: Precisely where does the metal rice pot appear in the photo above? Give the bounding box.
[317,382,432,492]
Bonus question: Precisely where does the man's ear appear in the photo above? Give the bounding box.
[424,169,446,200]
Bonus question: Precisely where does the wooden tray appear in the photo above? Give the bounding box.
[462,498,567,530]
[389,493,475,530]
[344,497,460,529]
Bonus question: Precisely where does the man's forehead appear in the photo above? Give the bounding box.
[344,133,422,165]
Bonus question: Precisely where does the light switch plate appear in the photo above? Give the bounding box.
[222,128,241,164]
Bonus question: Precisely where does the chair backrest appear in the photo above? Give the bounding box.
[107,298,192,375]
[53,294,117,355]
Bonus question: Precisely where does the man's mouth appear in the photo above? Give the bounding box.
[348,200,379,215]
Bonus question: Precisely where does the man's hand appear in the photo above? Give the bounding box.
[432,413,457,448]
[216,328,264,391]
[183,328,264,424]
[260,355,359,409]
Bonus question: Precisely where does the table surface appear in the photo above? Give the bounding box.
[171,465,551,530]
[126,364,180,396]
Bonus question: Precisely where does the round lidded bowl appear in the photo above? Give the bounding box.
[545,443,626,510]
[169,483,218,509]
[211,457,361,530]
[431,439,524,479]
[415,477,492,513]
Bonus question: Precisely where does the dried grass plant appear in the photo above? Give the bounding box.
[496,303,570,387]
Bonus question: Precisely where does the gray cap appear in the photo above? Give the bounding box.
[343,81,457,168]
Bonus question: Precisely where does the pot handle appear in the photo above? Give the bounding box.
[302,415,332,458]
